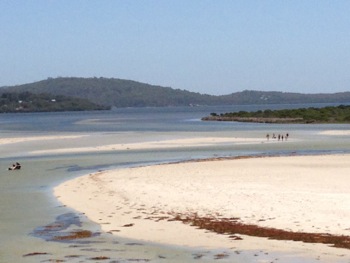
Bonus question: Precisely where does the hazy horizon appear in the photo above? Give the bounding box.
[1,1,350,95]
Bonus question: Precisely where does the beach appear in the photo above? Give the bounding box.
[55,152,350,261]
[2,107,350,262]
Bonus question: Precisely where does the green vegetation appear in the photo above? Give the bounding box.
[203,105,350,123]
[0,92,109,113]
[1,77,218,107]
[1,77,350,108]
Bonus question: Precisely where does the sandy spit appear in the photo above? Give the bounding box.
[31,137,266,155]
[54,154,350,260]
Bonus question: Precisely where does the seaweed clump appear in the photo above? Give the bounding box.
[171,213,350,249]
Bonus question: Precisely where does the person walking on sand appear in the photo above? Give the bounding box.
[266,133,270,141]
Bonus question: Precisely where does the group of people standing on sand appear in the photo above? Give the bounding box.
[266,133,289,141]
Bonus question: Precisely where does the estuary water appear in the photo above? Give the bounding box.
[1,104,350,263]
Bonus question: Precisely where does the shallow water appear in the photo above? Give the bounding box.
[1,105,350,262]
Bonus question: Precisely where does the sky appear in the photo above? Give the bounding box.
[1,1,350,95]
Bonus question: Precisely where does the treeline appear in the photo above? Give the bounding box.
[2,77,350,108]
[204,105,350,123]
[0,92,109,113]
[1,77,217,107]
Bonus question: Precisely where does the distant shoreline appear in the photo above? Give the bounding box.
[202,116,304,123]
[202,104,350,124]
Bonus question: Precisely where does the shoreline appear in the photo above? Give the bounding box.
[54,153,350,260]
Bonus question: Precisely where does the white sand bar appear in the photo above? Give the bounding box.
[0,135,86,145]
[32,137,265,155]
[319,130,350,136]
[55,154,350,259]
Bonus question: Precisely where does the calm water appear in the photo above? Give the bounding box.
[1,104,350,263]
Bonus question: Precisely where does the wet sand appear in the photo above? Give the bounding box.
[55,151,350,261]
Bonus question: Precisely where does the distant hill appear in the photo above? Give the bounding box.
[1,77,350,107]
[0,77,217,107]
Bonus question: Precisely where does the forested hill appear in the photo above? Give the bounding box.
[1,77,217,107]
[1,77,350,107]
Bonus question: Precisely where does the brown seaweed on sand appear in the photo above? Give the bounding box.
[53,230,94,240]
[31,213,100,242]
[172,213,350,249]
[23,252,50,257]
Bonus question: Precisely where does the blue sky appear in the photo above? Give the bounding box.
[1,1,350,95]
